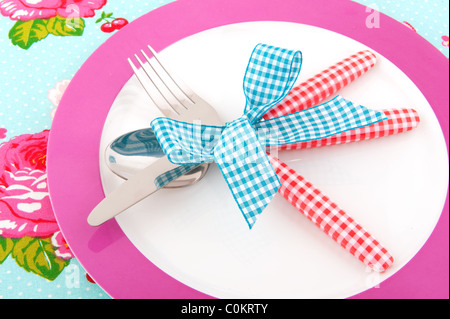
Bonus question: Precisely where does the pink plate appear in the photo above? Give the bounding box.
[47,0,449,298]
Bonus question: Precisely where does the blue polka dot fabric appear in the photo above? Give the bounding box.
[0,0,447,299]
[0,0,174,300]
[358,0,449,56]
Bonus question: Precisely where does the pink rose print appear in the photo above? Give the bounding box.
[0,0,107,21]
[0,128,6,140]
[0,168,58,238]
[442,36,449,48]
[0,130,59,238]
[1,130,72,280]
[48,79,70,119]
[51,230,74,259]
[0,0,108,49]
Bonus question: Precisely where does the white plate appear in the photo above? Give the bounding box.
[98,22,448,298]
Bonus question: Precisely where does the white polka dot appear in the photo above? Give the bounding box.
[0,0,445,299]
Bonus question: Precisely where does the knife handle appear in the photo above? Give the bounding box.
[268,154,394,273]
[277,108,420,151]
[264,50,377,119]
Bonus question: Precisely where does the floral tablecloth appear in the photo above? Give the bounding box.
[0,0,448,299]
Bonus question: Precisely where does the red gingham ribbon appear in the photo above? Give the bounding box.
[264,50,418,272]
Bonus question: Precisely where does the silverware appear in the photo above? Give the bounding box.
[87,46,394,272]
[104,127,207,186]
[87,45,224,226]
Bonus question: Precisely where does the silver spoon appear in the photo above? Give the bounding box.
[105,127,207,187]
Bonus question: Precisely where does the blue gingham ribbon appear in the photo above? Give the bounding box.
[151,44,387,228]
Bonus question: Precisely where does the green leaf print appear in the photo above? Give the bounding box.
[8,15,85,50]
[46,16,85,37]
[8,19,49,50]
[11,236,70,281]
[0,236,15,264]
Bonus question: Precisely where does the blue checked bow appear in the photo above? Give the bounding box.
[151,44,387,228]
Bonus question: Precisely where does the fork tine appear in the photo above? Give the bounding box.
[128,58,160,109]
[134,52,188,114]
[146,44,195,103]
[140,48,194,112]
[139,50,190,110]
[128,57,180,117]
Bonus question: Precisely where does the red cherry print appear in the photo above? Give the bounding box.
[97,11,129,33]
[101,22,115,33]
[112,18,129,30]
[86,273,96,284]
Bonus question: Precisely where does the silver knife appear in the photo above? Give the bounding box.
[87,156,198,226]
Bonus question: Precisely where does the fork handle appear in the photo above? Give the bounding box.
[268,153,394,273]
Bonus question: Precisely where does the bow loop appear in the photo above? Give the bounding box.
[243,44,302,123]
[213,116,280,228]
[150,44,387,228]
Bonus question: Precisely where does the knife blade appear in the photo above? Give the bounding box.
[87,156,197,226]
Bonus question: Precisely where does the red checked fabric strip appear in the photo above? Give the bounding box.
[263,50,411,272]
[268,154,394,272]
[264,50,377,119]
[277,108,420,151]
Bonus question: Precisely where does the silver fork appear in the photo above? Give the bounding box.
[130,45,223,126]
[87,46,225,226]
[104,45,223,185]
[88,46,394,273]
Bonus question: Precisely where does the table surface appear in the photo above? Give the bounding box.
[0,0,448,299]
